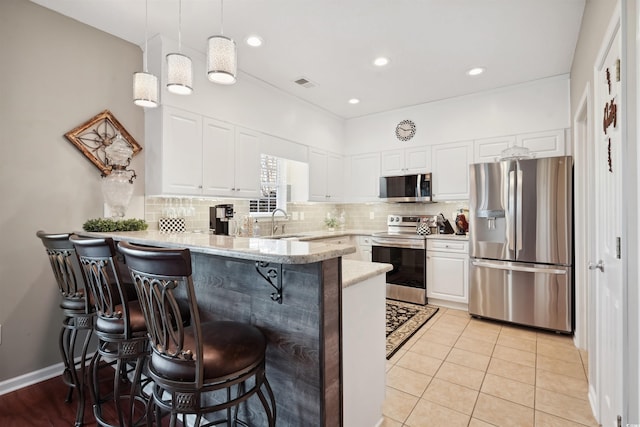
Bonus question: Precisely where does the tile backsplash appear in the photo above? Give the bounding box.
[145,196,468,236]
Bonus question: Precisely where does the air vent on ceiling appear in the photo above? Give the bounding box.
[294,77,316,88]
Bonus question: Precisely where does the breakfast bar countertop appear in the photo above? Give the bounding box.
[79,230,357,264]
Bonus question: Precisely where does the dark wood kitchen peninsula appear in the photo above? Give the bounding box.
[78,230,383,426]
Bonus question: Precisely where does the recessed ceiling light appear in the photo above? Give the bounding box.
[373,57,389,67]
[348,98,360,104]
[467,67,485,76]
[246,35,263,47]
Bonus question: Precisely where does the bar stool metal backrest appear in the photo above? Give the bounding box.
[70,235,150,427]
[118,241,276,427]
[36,230,94,427]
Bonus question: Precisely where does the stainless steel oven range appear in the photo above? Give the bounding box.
[372,215,432,305]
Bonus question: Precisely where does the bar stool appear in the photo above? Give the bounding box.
[36,231,95,427]
[70,236,150,427]
[118,241,277,427]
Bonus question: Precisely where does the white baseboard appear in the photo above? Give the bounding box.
[0,362,64,396]
[0,352,96,396]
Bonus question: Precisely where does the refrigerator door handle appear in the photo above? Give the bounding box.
[516,168,523,253]
[471,260,567,275]
[508,170,516,251]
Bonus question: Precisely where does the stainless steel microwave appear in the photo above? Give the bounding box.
[379,173,432,202]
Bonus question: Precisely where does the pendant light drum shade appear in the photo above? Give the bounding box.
[166,53,193,95]
[133,71,159,108]
[207,35,237,84]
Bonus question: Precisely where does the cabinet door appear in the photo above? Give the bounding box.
[349,153,380,202]
[202,117,235,196]
[380,150,404,176]
[404,146,431,173]
[432,141,472,201]
[163,108,203,195]
[309,149,343,202]
[474,135,516,163]
[308,148,328,201]
[516,129,565,158]
[233,127,261,198]
[427,251,468,303]
[326,152,344,201]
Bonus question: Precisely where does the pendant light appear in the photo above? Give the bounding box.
[207,0,237,85]
[133,0,159,107]
[166,0,193,95]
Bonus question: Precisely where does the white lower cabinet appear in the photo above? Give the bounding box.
[426,239,469,308]
[356,235,372,262]
[313,236,359,260]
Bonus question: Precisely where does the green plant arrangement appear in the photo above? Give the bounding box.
[82,218,148,232]
[324,217,338,229]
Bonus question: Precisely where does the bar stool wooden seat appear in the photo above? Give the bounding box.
[118,241,276,427]
[70,236,151,427]
[36,231,95,427]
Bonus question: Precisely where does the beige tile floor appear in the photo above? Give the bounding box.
[382,307,598,427]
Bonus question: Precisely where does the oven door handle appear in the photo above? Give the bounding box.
[371,238,425,249]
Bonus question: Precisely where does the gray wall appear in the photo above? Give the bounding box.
[570,0,618,113]
[0,0,144,381]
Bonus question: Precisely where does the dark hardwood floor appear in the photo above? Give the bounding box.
[0,367,176,427]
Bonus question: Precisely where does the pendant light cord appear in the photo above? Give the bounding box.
[143,0,148,72]
[220,0,224,35]
[178,0,182,52]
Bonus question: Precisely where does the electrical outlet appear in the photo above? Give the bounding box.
[369,211,375,220]
[292,212,299,220]
[300,212,305,220]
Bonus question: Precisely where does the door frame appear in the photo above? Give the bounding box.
[572,85,593,352]
[623,0,640,422]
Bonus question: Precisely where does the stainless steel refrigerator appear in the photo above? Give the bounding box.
[468,155,573,333]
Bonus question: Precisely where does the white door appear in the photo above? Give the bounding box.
[593,19,624,427]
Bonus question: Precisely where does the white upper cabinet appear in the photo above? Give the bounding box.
[473,135,516,163]
[474,129,566,163]
[147,107,203,196]
[146,106,260,197]
[202,118,235,196]
[232,128,261,198]
[348,152,381,202]
[380,146,431,176]
[431,141,473,201]
[309,148,343,202]
[202,119,260,198]
[516,129,566,158]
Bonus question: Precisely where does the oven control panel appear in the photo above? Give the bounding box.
[386,215,434,227]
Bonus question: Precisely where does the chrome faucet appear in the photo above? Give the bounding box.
[271,208,288,236]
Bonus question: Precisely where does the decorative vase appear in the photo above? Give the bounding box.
[102,169,134,218]
[102,133,135,218]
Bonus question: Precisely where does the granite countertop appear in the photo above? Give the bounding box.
[272,229,469,241]
[280,229,469,242]
[265,229,382,240]
[79,230,356,265]
[342,259,392,288]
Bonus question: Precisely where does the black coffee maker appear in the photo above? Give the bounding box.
[210,204,234,235]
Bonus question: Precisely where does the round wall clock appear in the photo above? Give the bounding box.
[395,119,416,141]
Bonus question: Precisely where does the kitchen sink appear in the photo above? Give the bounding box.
[265,234,305,240]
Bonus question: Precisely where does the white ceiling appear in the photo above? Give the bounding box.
[30,0,585,119]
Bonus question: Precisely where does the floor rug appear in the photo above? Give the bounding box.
[386,300,439,359]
